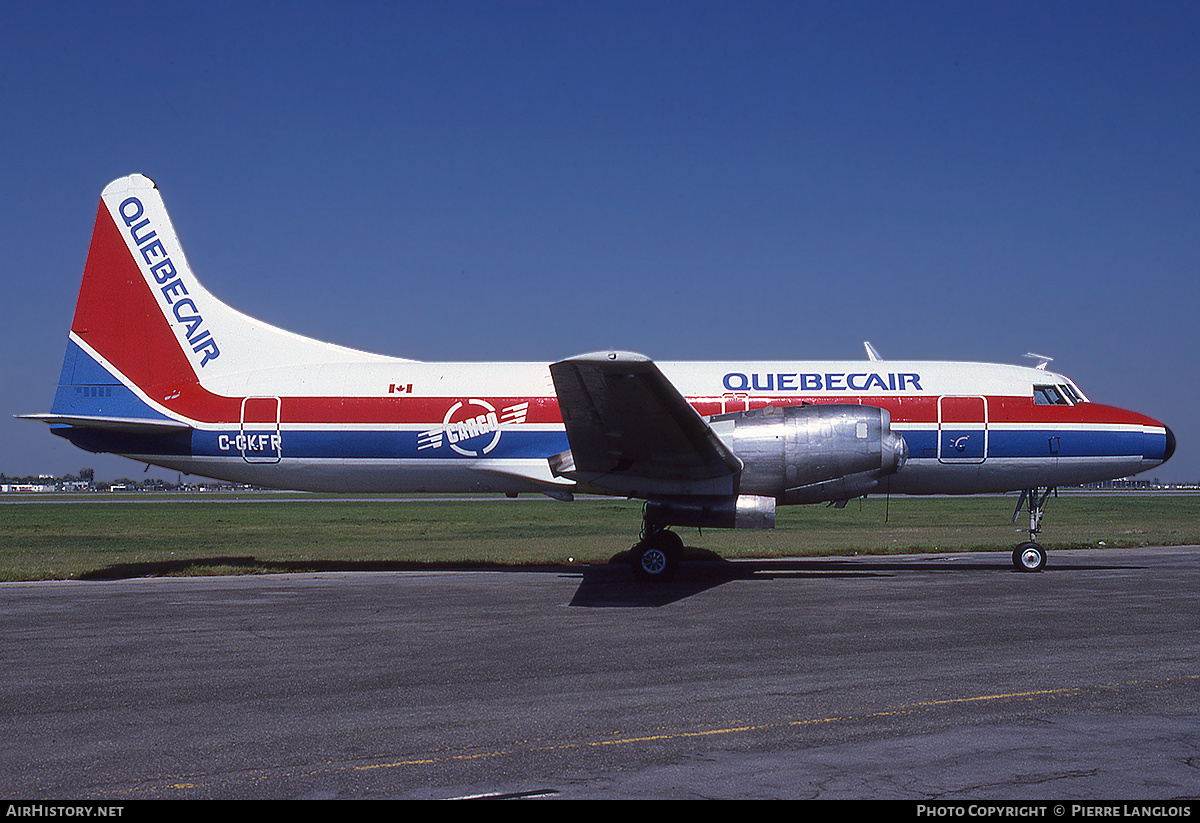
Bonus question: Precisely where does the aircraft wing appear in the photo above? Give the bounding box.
[548,352,742,497]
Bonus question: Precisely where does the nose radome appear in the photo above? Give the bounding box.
[1147,424,1176,465]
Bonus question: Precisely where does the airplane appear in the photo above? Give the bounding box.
[21,174,1176,580]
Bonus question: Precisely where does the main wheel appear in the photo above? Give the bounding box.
[1013,541,1047,573]
[631,530,682,581]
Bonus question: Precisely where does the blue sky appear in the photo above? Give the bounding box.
[2,1,1196,482]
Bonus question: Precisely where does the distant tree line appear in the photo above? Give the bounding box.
[0,468,188,491]
[0,468,94,485]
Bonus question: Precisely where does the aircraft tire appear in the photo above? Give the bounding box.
[1013,542,1047,573]
[631,530,682,582]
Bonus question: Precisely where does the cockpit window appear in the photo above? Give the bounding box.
[1060,383,1086,403]
[1034,385,1069,405]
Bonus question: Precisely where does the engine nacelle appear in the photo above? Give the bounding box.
[709,404,908,504]
[645,494,777,531]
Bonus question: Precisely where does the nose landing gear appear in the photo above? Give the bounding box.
[1012,487,1054,572]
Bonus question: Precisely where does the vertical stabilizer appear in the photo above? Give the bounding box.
[51,174,404,424]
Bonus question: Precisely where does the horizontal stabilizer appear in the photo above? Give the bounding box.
[17,414,192,434]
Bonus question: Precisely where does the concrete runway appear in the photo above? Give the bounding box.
[2,545,1198,800]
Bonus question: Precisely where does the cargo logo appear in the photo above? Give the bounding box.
[418,400,529,456]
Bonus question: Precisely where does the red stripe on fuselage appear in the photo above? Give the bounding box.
[183,394,1152,429]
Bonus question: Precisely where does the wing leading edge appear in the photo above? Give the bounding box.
[548,352,742,498]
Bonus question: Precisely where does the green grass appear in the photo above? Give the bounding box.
[1,493,1197,581]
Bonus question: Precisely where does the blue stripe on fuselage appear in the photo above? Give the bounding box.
[897,427,1151,460]
[167,427,1148,462]
[193,429,573,461]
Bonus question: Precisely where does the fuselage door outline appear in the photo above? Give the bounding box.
[937,395,988,464]
[240,396,282,464]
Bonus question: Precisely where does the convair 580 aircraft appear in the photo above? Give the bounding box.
[23,175,1175,579]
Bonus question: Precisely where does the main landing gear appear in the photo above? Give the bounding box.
[1011,487,1054,572]
[629,524,683,582]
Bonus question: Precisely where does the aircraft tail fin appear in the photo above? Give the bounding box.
[41,174,403,429]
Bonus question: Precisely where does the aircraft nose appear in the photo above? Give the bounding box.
[1146,424,1175,466]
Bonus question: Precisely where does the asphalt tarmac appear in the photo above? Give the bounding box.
[2,546,1198,800]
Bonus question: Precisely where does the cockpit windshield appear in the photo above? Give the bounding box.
[1034,382,1089,405]
[1034,385,1067,405]
[1059,383,1087,403]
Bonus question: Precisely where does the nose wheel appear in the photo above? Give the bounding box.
[1011,487,1054,572]
[1013,541,1047,572]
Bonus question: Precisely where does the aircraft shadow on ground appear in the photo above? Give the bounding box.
[78,548,1143,608]
[566,553,1147,606]
[568,553,990,607]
